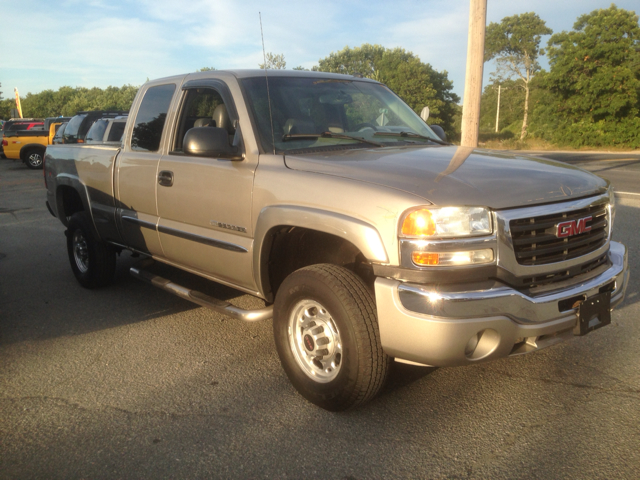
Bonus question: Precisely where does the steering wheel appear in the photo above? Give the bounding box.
[353,122,377,132]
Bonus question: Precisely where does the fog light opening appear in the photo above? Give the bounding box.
[465,329,500,360]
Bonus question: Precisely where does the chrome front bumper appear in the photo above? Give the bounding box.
[375,241,629,367]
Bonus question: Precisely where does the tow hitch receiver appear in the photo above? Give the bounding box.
[574,291,611,336]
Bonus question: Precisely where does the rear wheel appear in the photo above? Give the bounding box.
[24,149,44,169]
[66,212,116,288]
[273,264,389,411]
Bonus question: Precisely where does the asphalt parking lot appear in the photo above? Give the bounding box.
[1,152,639,479]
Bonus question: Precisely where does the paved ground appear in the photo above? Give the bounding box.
[521,151,640,196]
[1,153,639,479]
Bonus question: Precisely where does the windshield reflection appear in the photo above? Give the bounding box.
[241,76,441,153]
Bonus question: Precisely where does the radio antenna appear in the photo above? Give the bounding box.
[259,12,276,154]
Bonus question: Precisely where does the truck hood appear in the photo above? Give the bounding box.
[284,146,608,209]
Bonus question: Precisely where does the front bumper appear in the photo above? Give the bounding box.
[375,241,629,367]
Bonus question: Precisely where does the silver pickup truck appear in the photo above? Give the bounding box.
[44,70,629,411]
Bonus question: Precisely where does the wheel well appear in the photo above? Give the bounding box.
[262,226,374,302]
[20,145,45,160]
[57,186,84,222]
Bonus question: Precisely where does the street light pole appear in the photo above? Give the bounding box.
[495,84,501,133]
[461,0,487,147]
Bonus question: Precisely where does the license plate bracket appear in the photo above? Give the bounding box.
[574,291,611,336]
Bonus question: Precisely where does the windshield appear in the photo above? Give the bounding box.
[241,76,442,153]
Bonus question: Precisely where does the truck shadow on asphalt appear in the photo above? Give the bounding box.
[380,362,438,395]
[0,251,262,346]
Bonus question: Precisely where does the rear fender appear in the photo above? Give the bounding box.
[20,143,46,160]
[54,174,93,229]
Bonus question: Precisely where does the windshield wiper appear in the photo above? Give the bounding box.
[374,131,451,146]
[282,131,384,147]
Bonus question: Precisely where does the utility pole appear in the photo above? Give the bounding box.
[461,0,487,147]
[495,84,501,133]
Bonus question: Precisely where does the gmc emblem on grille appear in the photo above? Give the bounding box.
[556,216,592,238]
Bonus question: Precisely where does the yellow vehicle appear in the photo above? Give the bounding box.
[2,117,71,168]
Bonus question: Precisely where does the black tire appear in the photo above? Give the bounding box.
[66,212,116,289]
[273,264,390,411]
[24,148,45,169]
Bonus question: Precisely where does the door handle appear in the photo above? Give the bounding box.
[158,170,174,187]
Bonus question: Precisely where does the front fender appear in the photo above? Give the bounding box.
[253,205,388,298]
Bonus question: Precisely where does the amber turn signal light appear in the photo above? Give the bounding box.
[412,252,440,265]
[402,209,436,236]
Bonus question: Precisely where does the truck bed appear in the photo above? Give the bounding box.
[45,144,120,237]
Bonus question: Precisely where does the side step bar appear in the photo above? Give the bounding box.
[130,266,273,322]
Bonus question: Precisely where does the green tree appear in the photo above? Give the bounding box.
[259,52,286,70]
[313,44,460,136]
[542,4,640,147]
[479,79,523,133]
[485,12,552,140]
[6,85,140,119]
[198,67,216,71]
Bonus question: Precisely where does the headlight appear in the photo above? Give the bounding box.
[401,206,492,238]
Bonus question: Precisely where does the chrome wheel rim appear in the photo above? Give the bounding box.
[288,299,342,383]
[72,230,89,273]
[28,153,43,167]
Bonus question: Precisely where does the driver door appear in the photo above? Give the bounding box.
[155,82,257,291]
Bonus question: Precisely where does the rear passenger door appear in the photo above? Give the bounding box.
[155,79,257,291]
[115,83,177,254]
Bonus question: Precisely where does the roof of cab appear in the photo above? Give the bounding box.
[145,69,380,87]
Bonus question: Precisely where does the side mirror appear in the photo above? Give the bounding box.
[429,125,447,142]
[420,106,430,122]
[183,127,243,160]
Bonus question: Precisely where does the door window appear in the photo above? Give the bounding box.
[173,88,233,153]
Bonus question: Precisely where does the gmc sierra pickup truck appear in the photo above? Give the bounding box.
[44,70,629,411]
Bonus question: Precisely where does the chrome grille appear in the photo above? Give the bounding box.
[510,204,608,266]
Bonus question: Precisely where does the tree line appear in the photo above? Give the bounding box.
[0,85,139,120]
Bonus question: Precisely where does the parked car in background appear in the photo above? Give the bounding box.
[1,118,45,158]
[85,116,128,145]
[2,117,70,168]
[63,111,128,144]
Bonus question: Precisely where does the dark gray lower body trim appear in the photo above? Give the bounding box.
[121,215,248,253]
[122,215,157,230]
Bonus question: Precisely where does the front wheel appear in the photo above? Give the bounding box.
[273,264,389,411]
[24,149,44,169]
[66,212,116,288]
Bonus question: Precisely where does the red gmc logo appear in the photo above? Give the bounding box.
[556,216,592,238]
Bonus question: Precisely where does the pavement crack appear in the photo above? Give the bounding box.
[492,370,640,399]
[0,395,235,420]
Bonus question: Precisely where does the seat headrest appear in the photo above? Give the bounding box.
[193,118,211,128]
[213,104,233,134]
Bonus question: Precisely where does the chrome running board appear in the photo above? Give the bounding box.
[130,266,273,322]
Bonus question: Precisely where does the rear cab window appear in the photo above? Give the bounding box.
[85,119,109,144]
[107,121,126,142]
[131,84,176,152]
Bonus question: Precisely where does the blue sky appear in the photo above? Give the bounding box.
[2,0,638,101]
